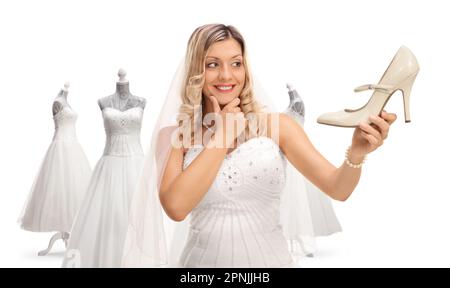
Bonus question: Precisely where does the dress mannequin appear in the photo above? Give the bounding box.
[38,82,72,256]
[52,82,71,116]
[286,83,305,123]
[284,83,342,256]
[19,82,91,256]
[97,69,146,111]
[63,69,146,267]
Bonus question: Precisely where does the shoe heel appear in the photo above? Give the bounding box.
[398,72,418,123]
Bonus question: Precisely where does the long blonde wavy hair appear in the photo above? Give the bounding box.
[177,24,267,146]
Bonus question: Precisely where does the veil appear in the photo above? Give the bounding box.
[122,56,322,267]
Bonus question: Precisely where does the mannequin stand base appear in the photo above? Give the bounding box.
[38,232,70,256]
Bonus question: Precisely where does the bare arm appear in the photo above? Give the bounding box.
[276,112,396,201]
[160,96,244,221]
[159,139,227,221]
[276,113,357,200]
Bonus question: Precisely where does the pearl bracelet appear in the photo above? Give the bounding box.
[345,146,366,169]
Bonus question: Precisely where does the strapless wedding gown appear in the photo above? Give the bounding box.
[63,107,144,268]
[179,137,296,268]
[19,106,91,232]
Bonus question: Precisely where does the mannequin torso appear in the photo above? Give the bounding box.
[97,69,146,111]
[285,83,305,124]
[52,82,71,116]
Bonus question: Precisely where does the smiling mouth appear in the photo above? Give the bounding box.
[214,84,236,93]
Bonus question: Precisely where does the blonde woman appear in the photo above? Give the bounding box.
[122,24,397,268]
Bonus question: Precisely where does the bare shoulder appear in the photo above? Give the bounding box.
[265,112,300,145]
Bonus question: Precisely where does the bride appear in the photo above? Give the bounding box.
[122,24,397,268]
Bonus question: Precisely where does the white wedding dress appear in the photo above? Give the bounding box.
[285,100,342,238]
[178,137,296,268]
[63,106,145,268]
[19,106,91,232]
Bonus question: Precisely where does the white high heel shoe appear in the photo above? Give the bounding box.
[317,46,419,127]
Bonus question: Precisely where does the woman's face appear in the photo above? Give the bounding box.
[202,38,246,106]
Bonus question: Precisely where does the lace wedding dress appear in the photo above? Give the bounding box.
[19,106,91,232]
[63,106,145,268]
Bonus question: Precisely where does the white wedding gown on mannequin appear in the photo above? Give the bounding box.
[179,137,296,268]
[284,90,342,239]
[63,106,145,268]
[19,106,91,232]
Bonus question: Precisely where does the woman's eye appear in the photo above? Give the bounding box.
[232,61,242,67]
[207,62,218,68]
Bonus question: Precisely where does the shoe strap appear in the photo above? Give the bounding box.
[354,84,394,93]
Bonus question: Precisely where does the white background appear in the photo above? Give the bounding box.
[1,0,449,267]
